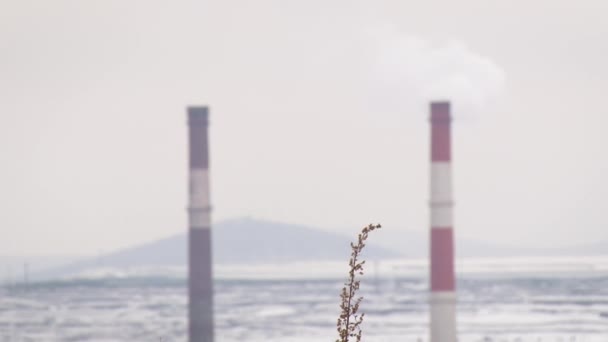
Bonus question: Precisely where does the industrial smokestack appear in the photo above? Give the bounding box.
[429,101,457,341]
[187,106,214,342]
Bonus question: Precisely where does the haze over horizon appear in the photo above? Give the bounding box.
[2,0,608,256]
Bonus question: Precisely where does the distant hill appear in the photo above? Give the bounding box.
[39,218,608,279]
[45,218,399,278]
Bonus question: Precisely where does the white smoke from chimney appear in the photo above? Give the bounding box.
[366,29,506,118]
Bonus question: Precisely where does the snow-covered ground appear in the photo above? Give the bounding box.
[1,257,608,341]
[54,255,608,281]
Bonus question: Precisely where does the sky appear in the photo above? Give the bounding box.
[1,0,607,256]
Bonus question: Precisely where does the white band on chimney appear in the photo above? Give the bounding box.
[189,168,211,229]
[189,207,211,229]
[429,291,457,303]
[190,169,210,207]
[429,291,457,342]
[431,206,453,227]
[430,162,452,202]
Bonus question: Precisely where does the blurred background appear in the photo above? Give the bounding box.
[1,1,607,341]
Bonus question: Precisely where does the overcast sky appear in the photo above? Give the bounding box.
[1,0,607,256]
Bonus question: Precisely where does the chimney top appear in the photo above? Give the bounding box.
[188,106,209,125]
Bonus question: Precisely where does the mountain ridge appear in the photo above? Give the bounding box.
[36,218,608,279]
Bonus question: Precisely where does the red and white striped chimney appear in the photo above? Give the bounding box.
[429,101,457,341]
[188,106,214,342]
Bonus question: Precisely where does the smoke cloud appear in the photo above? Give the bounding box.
[367,30,506,118]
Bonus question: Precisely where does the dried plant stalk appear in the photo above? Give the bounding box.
[336,223,382,342]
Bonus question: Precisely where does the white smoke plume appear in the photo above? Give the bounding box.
[367,30,506,118]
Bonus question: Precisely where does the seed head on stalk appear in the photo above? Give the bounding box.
[336,223,382,342]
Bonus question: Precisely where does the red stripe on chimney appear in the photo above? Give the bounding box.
[430,227,455,292]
